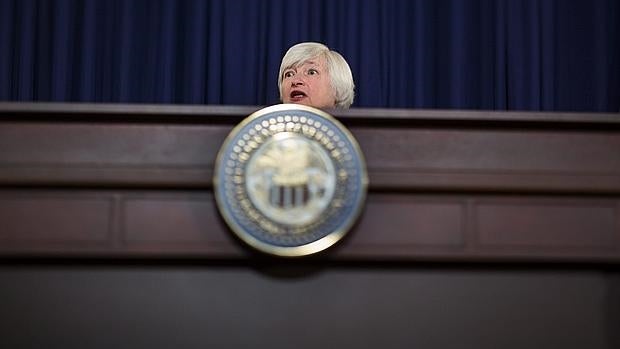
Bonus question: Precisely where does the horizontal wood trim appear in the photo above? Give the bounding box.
[1,111,620,193]
[0,189,618,262]
[2,101,620,125]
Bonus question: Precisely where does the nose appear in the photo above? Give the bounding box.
[291,77,305,86]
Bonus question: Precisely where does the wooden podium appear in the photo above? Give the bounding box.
[1,102,619,262]
[1,103,619,349]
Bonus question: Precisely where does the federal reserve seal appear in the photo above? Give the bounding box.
[213,104,367,257]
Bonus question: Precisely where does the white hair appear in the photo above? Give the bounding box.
[278,42,355,109]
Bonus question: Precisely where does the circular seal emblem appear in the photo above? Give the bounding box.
[214,104,367,257]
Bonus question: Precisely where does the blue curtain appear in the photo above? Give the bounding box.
[0,0,618,111]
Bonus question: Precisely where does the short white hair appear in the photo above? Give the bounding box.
[278,42,355,109]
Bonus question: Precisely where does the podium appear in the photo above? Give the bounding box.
[1,102,619,261]
[1,103,619,348]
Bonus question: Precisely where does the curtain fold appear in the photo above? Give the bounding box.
[0,0,618,111]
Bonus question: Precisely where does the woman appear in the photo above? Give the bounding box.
[278,42,355,110]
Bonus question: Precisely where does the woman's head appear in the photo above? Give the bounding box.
[278,42,355,109]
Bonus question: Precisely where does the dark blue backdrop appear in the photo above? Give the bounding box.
[1,0,618,111]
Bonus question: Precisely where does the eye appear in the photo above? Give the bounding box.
[307,68,318,76]
[283,70,295,79]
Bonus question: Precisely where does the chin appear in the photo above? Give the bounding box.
[287,100,310,107]
[284,100,332,110]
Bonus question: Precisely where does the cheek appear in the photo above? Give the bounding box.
[316,79,332,95]
[280,85,290,99]
[322,83,336,101]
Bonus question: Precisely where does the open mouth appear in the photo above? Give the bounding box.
[290,90,307,101]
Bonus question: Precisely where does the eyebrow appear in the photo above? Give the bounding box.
[282,60,320,76]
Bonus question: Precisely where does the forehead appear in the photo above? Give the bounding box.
[289,56,327,70]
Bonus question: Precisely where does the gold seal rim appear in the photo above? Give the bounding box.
[213,104,368,257]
